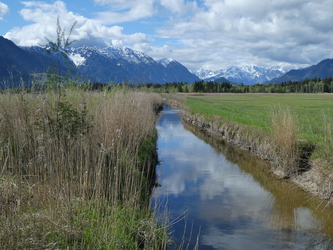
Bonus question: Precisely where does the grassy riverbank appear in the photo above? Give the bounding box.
[0,88,168,249]
[166,93,333,200]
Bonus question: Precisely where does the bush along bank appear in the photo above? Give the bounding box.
[166,97,333,204]
[0,89,168,249]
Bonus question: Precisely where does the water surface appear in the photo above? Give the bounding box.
[152,106,333,249]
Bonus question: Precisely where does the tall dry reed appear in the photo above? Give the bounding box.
[0,89,167,249]
[271,105,300,177]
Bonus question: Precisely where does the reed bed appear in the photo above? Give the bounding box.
[0,88,168,249]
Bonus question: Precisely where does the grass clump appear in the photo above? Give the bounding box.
[270,106,300,177]
[0,88,167,249]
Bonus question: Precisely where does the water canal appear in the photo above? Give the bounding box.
[152,105,333,250]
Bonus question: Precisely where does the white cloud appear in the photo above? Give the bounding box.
[159,0,198,15]
[4,1,150,47]
[3,0,333,71]
[94,0,155,25]
[152,0,333,70]
[0,2,9,20]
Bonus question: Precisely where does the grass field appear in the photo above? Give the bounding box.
[181,93,333,170]
[185,93,333,144]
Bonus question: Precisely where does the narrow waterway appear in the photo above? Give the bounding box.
[152,106,333,250]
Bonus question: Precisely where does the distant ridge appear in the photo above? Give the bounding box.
[0,36,58,84]
[197,66,286,85]
[213,77,242,86]
[268,59,333,84]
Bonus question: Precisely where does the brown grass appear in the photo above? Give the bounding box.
[0,89,167,249]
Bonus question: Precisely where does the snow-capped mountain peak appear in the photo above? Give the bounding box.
[23,44,200,84]
[196,68,224,80]
[197,65,287,85]
[19,41,201,84]
[158,58,175,68]
[67,46,159,66]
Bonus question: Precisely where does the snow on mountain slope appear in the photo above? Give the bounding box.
[22,43,199,84]
[196,68,224,80]
[197,66,286,85]
[68,46,157,65]
[62,46,199,83]
[68,52,86,66]
[158,58,176,68]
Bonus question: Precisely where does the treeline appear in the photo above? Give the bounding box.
[130,81,233,93]
[132,77,333,94]
[10,76,332,94]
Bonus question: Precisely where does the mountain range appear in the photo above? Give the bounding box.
[268,59,333,84]
[197,59,333,85]
[196,66,287,85]
[1,36,333,87]
[0,36,200,86]
[65,46,200,84]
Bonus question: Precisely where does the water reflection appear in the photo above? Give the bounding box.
[153,106,333,249]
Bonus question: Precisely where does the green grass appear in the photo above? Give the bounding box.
[186,93,333,144]
[71,201,168,249]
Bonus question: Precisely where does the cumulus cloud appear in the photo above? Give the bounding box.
[153,0,333,70]
[5,1,150,47]
[0,2,9,20]
[3,0,333,71]
[93,0,155,25]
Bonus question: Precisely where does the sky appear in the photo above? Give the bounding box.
[1,0,333,72]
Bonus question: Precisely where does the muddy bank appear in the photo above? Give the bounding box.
[166,99,333,204]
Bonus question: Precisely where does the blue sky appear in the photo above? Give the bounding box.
[1,0,333,72]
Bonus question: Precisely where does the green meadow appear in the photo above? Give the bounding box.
[186,93,333,143]
[183,93,333,165]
